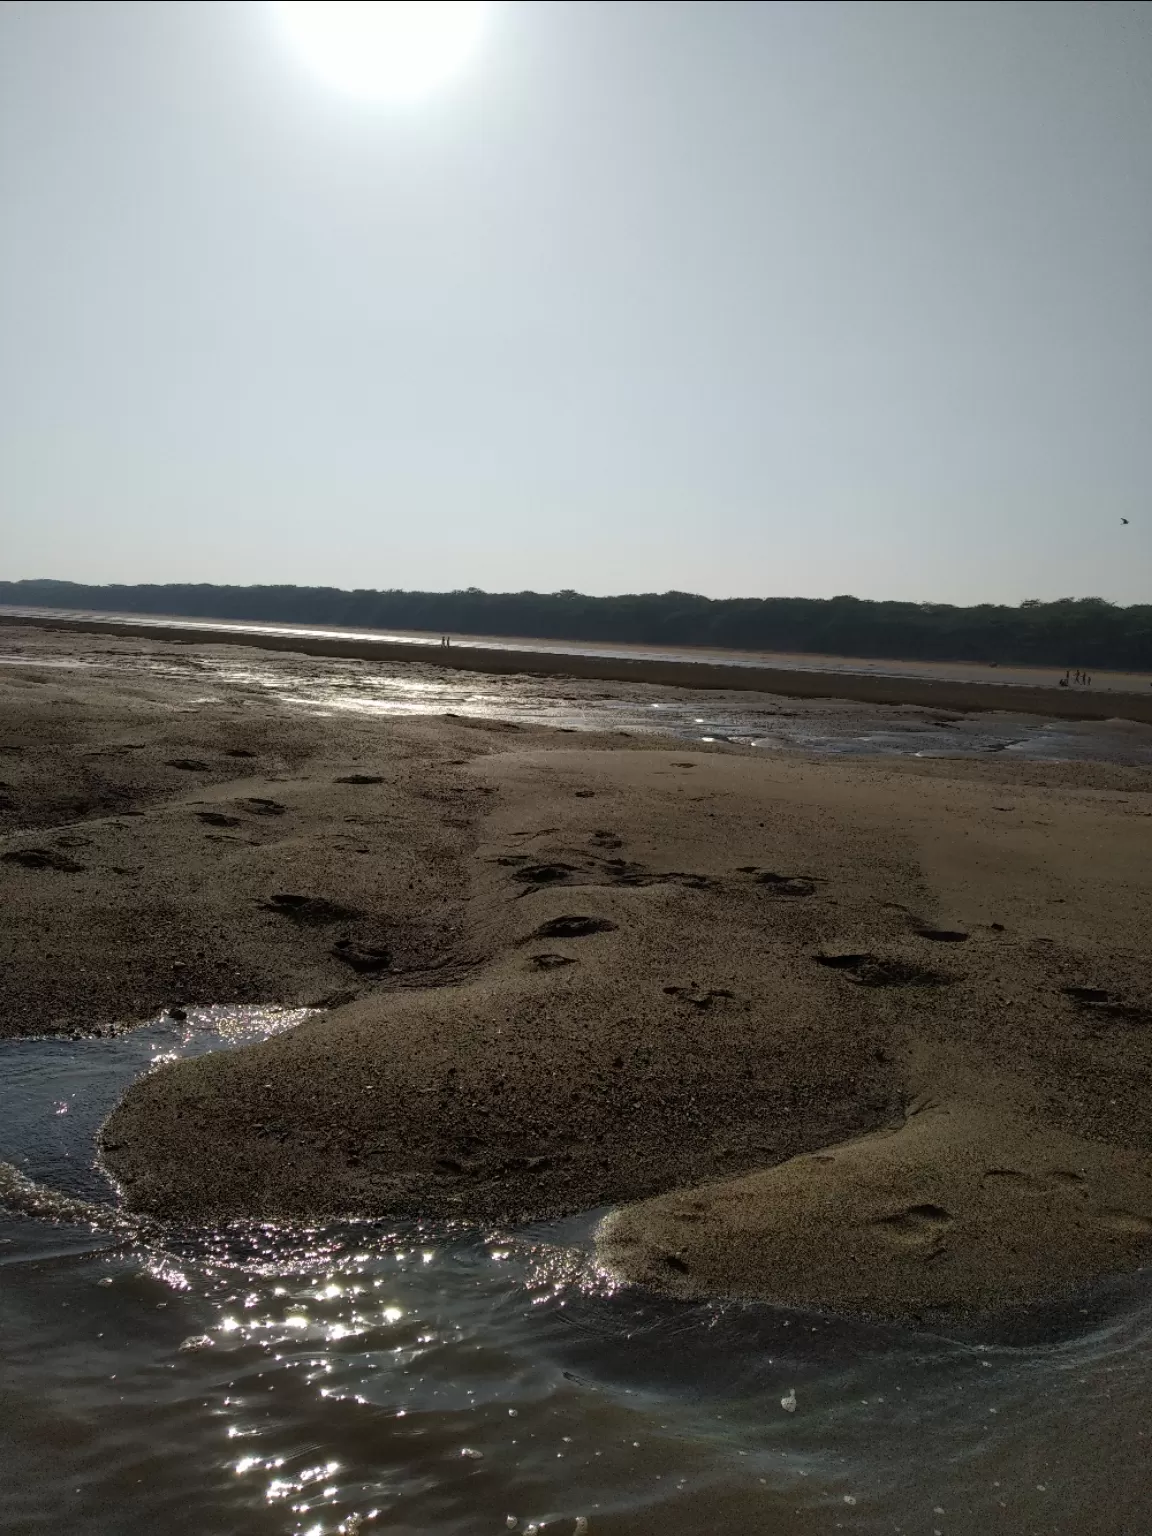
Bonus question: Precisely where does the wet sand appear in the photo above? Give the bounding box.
[4,625,1152,1323]
[5,608,1152,723]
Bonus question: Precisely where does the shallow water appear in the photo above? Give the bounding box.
[3,1009,1152,1534]
[264,662,1152,765]
[6,637,1152,766]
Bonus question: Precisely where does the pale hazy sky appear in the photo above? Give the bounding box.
[2,1,1150,603]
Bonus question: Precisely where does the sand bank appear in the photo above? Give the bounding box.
[599,1101,1152,1319]
[103,742,1152,1321]
[4,609,1152,723]
[4,627,1152,1322]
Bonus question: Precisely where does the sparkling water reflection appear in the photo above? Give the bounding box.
[4,1011,1152,1533]
[8,639,1152,765]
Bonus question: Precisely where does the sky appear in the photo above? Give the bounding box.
[2,0,1150,606]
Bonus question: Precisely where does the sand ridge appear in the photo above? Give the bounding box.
[104,744,1152,1319]
[598,1099,1152,1318]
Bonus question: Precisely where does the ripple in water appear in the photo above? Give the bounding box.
[4,1010,1152,1534]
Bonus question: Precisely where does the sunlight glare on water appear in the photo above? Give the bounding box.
[5,636,1152,764]
[3,1010,1152,1532]
[76,645,1152,764]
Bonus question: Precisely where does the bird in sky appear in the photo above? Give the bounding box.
[1121,517,1130,524]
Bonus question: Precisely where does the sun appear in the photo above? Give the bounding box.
[272,1,492,100]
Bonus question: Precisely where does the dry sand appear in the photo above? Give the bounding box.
[3,625,1152,1322]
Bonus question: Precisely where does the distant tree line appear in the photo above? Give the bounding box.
[3,580,1151,670]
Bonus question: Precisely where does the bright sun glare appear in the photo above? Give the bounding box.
[273,1,492,100]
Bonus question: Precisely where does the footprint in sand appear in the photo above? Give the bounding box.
[528,953,577,970]
[872,1204,953,1243]
[244,798,287,817]
[982,1168,1040,1189]
[532,915,617,939]
[815,954,951,988]
[914,928,969,943]
[165,758,211,771]
[330,938,392,972]
[589,830,623,849]
[1093,1209,1152,1235]
[263,893,361,923]
[1062,987,1152,1026]
[752,871,816,897]
[515,862,579,886]
[334,774,385,785]
[663,985,735,1009]
[2,847,85,872]
[196,811,242,828]
[613,866,712,891]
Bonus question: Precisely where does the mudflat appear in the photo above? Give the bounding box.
[5,610,1152,722]
[3,625,1152,1323]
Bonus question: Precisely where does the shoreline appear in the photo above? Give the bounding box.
[4,609,1152,724]
[4,627,1152,1323]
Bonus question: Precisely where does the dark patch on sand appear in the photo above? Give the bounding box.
[815,953,952,987]
[2,847,86,872]
[330,938,392,972]
[531,915,619,939]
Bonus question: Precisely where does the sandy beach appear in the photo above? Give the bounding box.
[3,624,1152,1323]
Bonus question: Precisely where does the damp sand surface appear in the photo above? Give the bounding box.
[4,620,1152,767]
[4,625,1152,1531]
[98,741,1152,1324]
[3,628,1151,1312]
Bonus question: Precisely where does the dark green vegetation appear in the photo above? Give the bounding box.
[3,580,1150,669]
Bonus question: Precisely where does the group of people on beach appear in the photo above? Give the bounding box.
[1059,668,1092,688]
[439,635,451,648]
